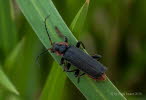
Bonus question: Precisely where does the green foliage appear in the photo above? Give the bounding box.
[0,0,17,57]
[0,0,145,100]
[16,0,125,100]
[0,66,19,95]
[40,62,67,100]
[70,0,89,38]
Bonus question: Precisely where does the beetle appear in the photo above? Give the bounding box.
[39,16,107,83]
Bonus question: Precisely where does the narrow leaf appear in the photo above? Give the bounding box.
[40,62,67,100]
[70,0,90,37]
[0,66,19,95]
[0,0,17,56]
[4,38,25,71]
[9,29,40,99]
[16,0,126,99]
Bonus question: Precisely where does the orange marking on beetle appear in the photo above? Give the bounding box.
[87,73,106,81]
[55,51,63,56]
[57,42,68,46]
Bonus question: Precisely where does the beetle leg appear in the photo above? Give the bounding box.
[63,63,71,72]
[66,68,85,83]
[35,49,49,66]
[77,77,80,83]
[74,70,86,83]
[64,36,68,43]
[66,69,78,72]
[73,69,81,83]
[92,54,102,61]
[74,69,80,77]
[60,58,70,72]
[79,73,86,76]
[76,41,85,49]
[77,72,86,83]
[60,57,65,65]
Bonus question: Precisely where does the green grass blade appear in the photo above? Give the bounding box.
[16,0,126,99]
[4,38,25,71]
[0,0,17,56]
[40,0,90,97]
[0,66,19,95]
[70,0,89,37]
[4,19,40,99]
[9,29,40,99]
[40,62,67,100]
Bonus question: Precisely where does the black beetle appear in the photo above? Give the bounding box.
[39,16,107,83]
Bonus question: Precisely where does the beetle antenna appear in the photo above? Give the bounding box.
[35,49,49,66]
[44,16,53,45]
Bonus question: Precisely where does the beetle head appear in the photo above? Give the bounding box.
[51,42,68,55]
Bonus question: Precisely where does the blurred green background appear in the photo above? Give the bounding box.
[0,0,146,100]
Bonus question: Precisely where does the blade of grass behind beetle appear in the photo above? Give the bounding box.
[70,0,89,38]
[10,29,40,100]
[3,19,40,99]
[0,66,19,95]
[4,38,25,72]
[40,62,67,100]
[0,0,17,56]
